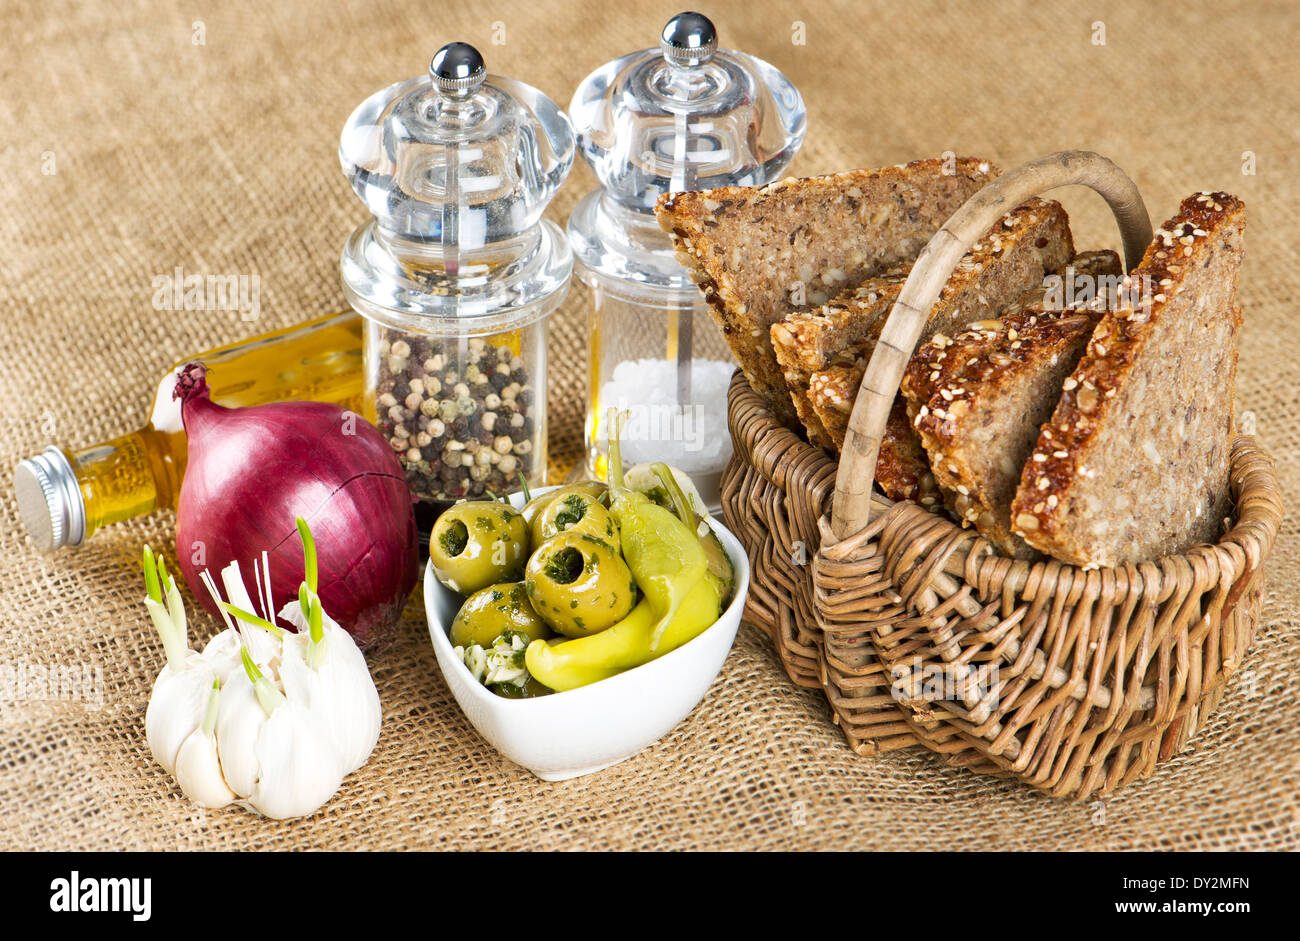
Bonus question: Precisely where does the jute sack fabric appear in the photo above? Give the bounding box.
[0,0,1296,850]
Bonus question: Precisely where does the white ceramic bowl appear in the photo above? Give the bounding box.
[425,489,750,781]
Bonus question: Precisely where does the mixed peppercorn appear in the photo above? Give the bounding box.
[373,328,538,501]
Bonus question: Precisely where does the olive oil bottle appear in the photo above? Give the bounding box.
[16,312,364,551]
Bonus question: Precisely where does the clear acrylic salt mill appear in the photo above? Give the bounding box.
[568,12,805,507]
[340,42,574,508]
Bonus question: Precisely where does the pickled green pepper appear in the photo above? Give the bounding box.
[524,574,724,691]
[606,412,707,648]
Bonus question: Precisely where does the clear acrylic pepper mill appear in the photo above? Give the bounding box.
[340,42,574,505]
[567,12,805,506]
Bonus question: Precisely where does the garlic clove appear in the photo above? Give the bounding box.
[144,652,214,774]
[174,726,236,809]
[279,617,381,776]
[321,621,381,774]
[213,670,268,798]
[244,700,344,820]
[201,628,250,685]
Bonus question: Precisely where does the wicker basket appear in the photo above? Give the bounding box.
[720,151,1284,796]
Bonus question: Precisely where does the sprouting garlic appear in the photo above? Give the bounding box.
[173,681,236,808]
[277,600,381,775]
[145,651,217,775]
[139,524,381,821]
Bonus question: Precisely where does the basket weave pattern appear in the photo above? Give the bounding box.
[817,437,1277,797]
[721,376,839,691]
[724,372,1281,797]
[720,152,1284,797]
[724,372,922,749]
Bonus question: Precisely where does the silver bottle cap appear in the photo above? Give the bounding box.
[14,447,86,551]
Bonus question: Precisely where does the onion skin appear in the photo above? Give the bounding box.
[174,364,418,650]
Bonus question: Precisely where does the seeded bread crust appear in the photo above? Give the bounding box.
[773,268,910,448]
[901,251,1123,557]
[655,157,999,428]
[1009,192,1246,567]
[780,197,1075,450]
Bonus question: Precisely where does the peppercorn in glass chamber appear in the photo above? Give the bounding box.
[567,12,805,506]
[341,42,574,503]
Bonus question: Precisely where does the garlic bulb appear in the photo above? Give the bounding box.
[139,530,382,821]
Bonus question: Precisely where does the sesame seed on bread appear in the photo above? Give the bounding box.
[790,197,1075,460]
[901,251,1124,557]
[1009,193,1246,567]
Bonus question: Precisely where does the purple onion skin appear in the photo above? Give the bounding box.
[174,364,419,651]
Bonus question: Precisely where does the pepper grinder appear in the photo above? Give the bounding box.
[567,12,805,506]
[340,42,574,507]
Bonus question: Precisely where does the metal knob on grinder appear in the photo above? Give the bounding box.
[660,11,718,67]
[429,41,486,97]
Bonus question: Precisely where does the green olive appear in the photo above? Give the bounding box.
[521,481,607,527]
[449,582,552,649]
[531,490,619,548]
[430,500,530,595]
[524,532,637,638]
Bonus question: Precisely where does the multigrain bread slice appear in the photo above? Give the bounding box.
[808,368,938,502]
[1010,192,1246,567]
[655,157,999,428]
[901,251,1124,557]
[777,197,1075,449]
[774,267,910,448]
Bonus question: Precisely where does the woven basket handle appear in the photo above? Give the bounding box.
[829,150,1153,540]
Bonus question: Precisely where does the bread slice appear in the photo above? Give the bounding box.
[780,197,1075,450]
[773,267,910,448]
[1010,192,1246,567]
[655,157,999,428]
[901,251,1124,557]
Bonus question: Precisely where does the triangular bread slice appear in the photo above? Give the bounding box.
[1010,192,1246,567]
[901,251,1123,557]
[790,197,1075,454]
[775,267,910,448]
[655,157,998,428]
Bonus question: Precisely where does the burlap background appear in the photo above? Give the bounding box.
[2,0,1296,851]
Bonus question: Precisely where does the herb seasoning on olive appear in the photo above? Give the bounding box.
[449,582,552,649]
[531,487,618,548]
[429,500,531,595]
[524,532,637,638]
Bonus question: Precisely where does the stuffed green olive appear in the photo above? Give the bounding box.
[524,532,637,637]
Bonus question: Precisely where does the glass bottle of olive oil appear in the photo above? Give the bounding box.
[15,312,365,551]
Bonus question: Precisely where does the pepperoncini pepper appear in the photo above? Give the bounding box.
[524,573,724,691]
[605,412,707,649]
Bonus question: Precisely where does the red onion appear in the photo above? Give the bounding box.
[173,363,418,650]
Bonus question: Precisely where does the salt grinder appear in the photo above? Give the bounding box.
[567,12,806,505]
